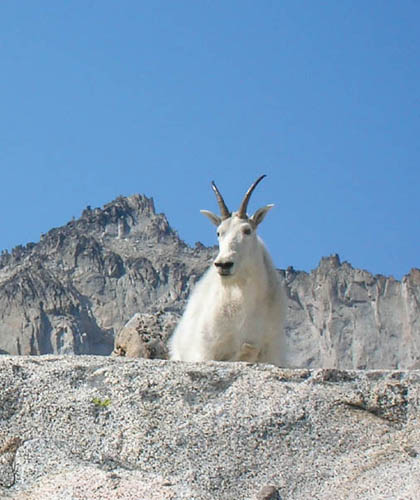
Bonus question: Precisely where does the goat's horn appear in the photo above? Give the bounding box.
[238,175,267,219]
[211,181,231,220]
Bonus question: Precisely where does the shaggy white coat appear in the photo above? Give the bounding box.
[169,207,286,366]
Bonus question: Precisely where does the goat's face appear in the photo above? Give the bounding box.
[213,215,260,277]
[200,175,274,278]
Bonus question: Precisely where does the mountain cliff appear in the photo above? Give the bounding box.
[0,194,419,369]
[283,256,420,369]
[0,195,214,356]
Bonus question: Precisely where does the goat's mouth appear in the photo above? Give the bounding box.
[217,268,233,277]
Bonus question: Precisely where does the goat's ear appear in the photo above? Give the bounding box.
[250,204,274,227]
[200,210,221,227]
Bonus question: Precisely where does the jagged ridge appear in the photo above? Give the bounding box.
[0,194,214,355]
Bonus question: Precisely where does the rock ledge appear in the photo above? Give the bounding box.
[1,356,419,499]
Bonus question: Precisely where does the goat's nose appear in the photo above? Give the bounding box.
[214,261,234,270]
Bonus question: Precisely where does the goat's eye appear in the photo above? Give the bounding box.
[216,231,220,237]
[243,227,251,235]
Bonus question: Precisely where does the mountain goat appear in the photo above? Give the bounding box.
[169,175,286,366]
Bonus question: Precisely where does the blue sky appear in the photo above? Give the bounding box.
[0,1,419,279]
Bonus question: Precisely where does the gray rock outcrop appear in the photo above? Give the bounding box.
[0,356,419,499]
[283,255,420,369]
[0,195,214,356]
[112,311,177,359]
[0,193,419,369]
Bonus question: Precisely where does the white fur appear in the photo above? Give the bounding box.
[169,200,286,366]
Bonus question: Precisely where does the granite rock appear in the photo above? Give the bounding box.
[0,195,214,356]
[0,356,419,499]
[113,311,178,359]
[282,256,420,369]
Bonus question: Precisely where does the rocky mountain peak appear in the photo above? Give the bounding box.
[0,193,214,356]
[0,194,176,272]
[317,253,341,271]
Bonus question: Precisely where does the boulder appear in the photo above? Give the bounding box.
[113,311,178,359]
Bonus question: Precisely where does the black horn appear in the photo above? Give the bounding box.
[237,175,267,219]
[211,181,231,220]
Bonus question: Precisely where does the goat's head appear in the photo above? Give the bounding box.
[201,175,273,278]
